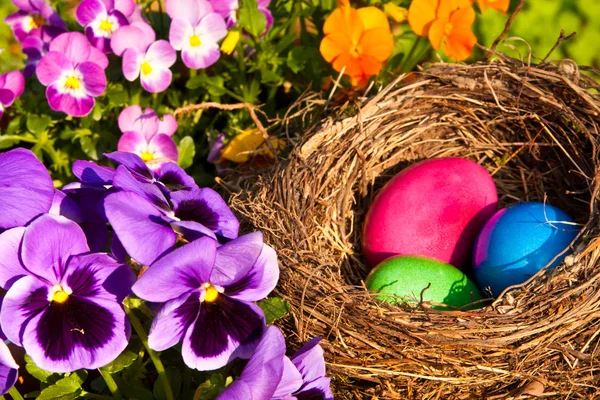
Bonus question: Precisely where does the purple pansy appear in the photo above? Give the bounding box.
[273,338,334,399]
[36,32,109,117]
[111,25,176,93]
[117,105,178,171]
[0,329,18,396]
[210,0,273,32]
[76,0,136,53]
[166,0,228,69]
[0,148,54,230]
[0,71,24,120]
[0,214,135,372]
[22,36,47,78]
[217,326,286,399]
[5,0,66,43]
[132,232,279,370]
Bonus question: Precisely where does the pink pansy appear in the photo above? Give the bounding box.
[36,32,109,117]
[117,105,178,171]
[0,71,25,120]
[210,0,273,32]
[76,0,136,53]
[166,0,228,69]
[5,0,66,43]
[110,25,176,93]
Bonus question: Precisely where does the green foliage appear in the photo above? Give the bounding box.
[258,297,291,325]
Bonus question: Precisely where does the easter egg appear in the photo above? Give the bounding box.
[366,256,483,309]
[473,202,578,296]
[362,158,498,269]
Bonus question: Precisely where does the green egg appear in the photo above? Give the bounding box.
[366,256,484,310]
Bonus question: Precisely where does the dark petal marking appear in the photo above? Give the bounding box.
[21,287,50,325]
[224,271,255,296]
[297,388,327,400]
[188,296,263,359]
[158,170,191,192]
[173,291,201,327]
[174,199,220,231]
[65,262,100,298]
[36,296,115,362]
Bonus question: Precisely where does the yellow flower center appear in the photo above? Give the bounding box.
[99,19,113,32]
[52,289,69,304]
[140,151,155,162]
[189,35,202,48]
[141,61,153,76]
[444,22,454,36]
[64,76,81,90]
[203,284,219,303]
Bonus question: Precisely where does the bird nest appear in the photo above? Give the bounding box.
[225,54,600,399]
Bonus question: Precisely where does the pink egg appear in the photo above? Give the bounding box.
[363,158,498,269]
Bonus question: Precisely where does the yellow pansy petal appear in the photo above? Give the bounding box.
[357,6,390,32]
[407,0,438,37]
[383,3,408,23]
[221,129,266,163]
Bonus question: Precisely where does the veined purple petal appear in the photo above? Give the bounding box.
[0,228,27,290]
[196,12,228,43]
[148,134,178,162]
[168,17,194,51]
[158,114,177,136]
[140,66,172,93]
[291,338,326,384]
[65,253,135,303]
[272,357,303,398]
[217,325,286,400]
[110,24,152,55]
[78,61,107,96]
[170,219,217,242]
[76,0,107,26]
[295,377,334,399]
[21,214,90,284]
[0,341,19,396]
[50,189,83,223]
[72,160,115,185]
[2,71,25,99]
[212,232,263,287]
[22,295,129,372]
[171,188,240,239]
[147,291,198,351]
[182,297,264,371]
[49,32,92,65]
[182,42,221,69]
[0,148,54,229]
[36,51,72,86]
[46,83,96,117]
[0,275,49,346]
[105,151,153,179]
[112,166,170,210]
[118,105,159,140]
[132,236,217,303]
[122,48,142,81]
[156,162,199,192]
[104,191,177,266]
[225,243,279,302]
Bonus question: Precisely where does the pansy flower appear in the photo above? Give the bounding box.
[0,214,135,372]
[273,338,334,399]
[217,326,286,399]
[36,32,109,117]
[476,0,509,13]
[22,36,47,78]
[320,1,394,86]
[111,25,176,93]
[0,148,54,230]
[76,0,136,53]
[132,232,279,370]
[0,71,24,120]
[166,0,228,69]
[0,330,18,396]
[210,0,273,32]
[408,0,477,60]
[117,105,178,171]
[5,0,66,43]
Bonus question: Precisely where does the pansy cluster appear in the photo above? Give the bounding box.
[0,147,333,399]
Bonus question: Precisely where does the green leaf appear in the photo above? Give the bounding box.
[237,0,267,37]
[5,116,21,135]
[26,114,51,134]
[79,135,99,160]
[36,374,84,400]
[192,374,226,400]
[24,355,60,384]
[178,136,196,169]
[100,350,139,374]
[154,367,182,400]
[107,86,129,106]
[113,375,155,400]
[258,297,290,325]
[186,75,226,97]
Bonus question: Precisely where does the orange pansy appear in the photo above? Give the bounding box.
[320,2,394,86]
[476,0,510,13]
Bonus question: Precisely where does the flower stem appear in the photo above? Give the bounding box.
[98,369,122,399]
[81,391,115,400]
[125,305,174,400]
[8,387,23,400]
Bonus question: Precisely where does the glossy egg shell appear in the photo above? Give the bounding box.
[366,256,483,309]
[473,202,578,297]
[362,158,498,269]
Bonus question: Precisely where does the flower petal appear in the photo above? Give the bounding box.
[72,160,115,185]
[212,232,263,287]
[110,25,150,55]
[22,295,129,372]
[182,297,264,370]
[78,61,107,96]
[49,32,92,65]
[117,131,148,155]
[114,0,136,16]
[132,236,217,303]
[140,67,172,93]
[145,40,176,69]
[3,71,24,99]
[118,105,159,139]
[407,0,438,37]
[291,337,326,383]
[121,48,142,81]
[225,243,279,302]
[148,292,199,351]
[46,83,96,117]
[0,341,18,396]
[22,214,90,284]
[104,191,177,266]
[166,0,209,25]
[357,6,390,32]
[158,114,177,136]
[168,17,194,51]
[104,151,153,179]
[36,51,72,86]
[360,27,394,62]
[171,188,240,239]
[428,18,446,50]
[0,275,49,346]
[272,356,303,398]
[319,32,350,63]
[0,148,54,229]
[76,0,107,26]
[147,133,178,162]
[156,162,199,192]
[196,13,228,43]
[182,42,221,69]
[50,189,83,223]
[112,165,170,210]
[88,46,110,69]
[0,227,27,290]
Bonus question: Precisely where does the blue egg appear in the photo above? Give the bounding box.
[473,202,578,296]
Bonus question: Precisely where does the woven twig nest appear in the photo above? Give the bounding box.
[227,55,600,399]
